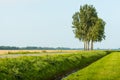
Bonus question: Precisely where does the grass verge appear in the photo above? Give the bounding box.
[63,52,120,80]
[0,51,108,80]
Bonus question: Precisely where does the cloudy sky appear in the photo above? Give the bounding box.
[0,0,120,49]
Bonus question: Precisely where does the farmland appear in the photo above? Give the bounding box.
[0,50,80,55]
[0,50,108,80]
[63,52,120,80]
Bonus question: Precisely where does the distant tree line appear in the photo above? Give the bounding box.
[0,46,82,50]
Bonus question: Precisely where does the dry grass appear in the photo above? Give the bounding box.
[0,50,81,55]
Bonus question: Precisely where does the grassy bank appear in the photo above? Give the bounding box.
[0,51,108,80]
[63,52,120,80]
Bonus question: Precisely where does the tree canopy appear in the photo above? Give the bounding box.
[72,4,106,50]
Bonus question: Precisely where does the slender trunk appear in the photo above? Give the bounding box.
[86,41,87,50]
[88,41,90,50]
[84,41,85,50]
[85,41,86,50]
[87,41,88,50]
[84,41,87,50]
[89,41,91,50]
[86,41,88,50]
[91,40,94,50]
[85,41,90,51]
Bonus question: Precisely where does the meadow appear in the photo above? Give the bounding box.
[63,52,120,80]
[0,50,108,80]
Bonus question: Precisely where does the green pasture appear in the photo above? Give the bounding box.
[63,52,120,80]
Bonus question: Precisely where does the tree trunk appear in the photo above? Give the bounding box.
[86,41,88,50]
[86,41,90,50]
[91,40,94,50]
[85,41,87,50]
[88,41,90,50]
[86,41,87,50]
[84,41,87,50]
[84,41,85,50]
[89,41,91,50]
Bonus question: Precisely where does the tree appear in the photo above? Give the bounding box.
[72,4,105,50]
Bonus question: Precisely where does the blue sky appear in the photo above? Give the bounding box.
[0,0,120,49]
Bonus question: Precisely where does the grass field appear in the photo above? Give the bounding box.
[63,52,120,80]
[0,51,108,80]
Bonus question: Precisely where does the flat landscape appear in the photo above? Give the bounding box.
[0,0,120,80]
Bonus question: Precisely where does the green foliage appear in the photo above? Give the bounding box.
[0,51,108,80]
[72,4,106,50]
[63,52,120,80]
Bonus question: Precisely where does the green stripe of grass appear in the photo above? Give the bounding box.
[63,52,120,80]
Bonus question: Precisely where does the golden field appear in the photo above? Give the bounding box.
[0,50,81,54]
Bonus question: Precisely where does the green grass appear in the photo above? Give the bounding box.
[7,51,41,54]
[0,51,108,80]
[63,52,120,80]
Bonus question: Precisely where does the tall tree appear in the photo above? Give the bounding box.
[72,4,105,50]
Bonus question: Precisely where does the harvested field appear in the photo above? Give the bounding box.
[0,50,81,54]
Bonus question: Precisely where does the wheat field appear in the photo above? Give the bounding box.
[0,50,80,54]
